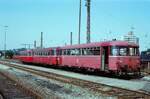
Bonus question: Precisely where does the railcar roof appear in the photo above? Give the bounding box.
[19,50,32,53]
[19,47,59,53]
[32,47,56,52]
[61,41,139,49]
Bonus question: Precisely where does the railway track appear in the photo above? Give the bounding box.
[142,69,150,76]
[0,61,150,99]
[0,71,42,99]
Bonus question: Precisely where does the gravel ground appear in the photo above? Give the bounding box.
[0,71,36,99]
[139,76,150,92]
[0,64,117,99]
[0,94,3,99]
[9,62,150,93]
[142,76,150,81]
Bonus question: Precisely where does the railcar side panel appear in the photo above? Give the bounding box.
[32,56,58,65]
[109,56,140,71]
[20,56,33,63]
[61,56,101,69]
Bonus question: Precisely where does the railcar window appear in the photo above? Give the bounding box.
[70,49,75,55]
[111,47,119,56]
[111,46,139,56]
[129,47,139,56]
[63,50,65,55]
[51,50,54,55]
[82,48,87,55]
[78,49,81,55]
[54,49,56,55]
[129,48,134,56]
[58,50,62,55]
[48,51,50,55]
[75,49,80,55]
[136,48,139,55]
[87,48,93,55]
[120,48,127,56]
[67,49,70,55]
[43,52,45,56]
[62,47,100,56]
[111,46,127,56]
[63,50,67,55]
[93,47,100,55]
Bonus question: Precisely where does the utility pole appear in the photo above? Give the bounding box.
[4,26,8,59]
[34,40,37,48]
[78,0,82,44]
[85,0,91,43]
[41,32,43,48]
[70,32,73,45]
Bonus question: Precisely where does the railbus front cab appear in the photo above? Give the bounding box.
[108,42,140,75]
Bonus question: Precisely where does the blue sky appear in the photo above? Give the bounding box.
[0,0,149,51]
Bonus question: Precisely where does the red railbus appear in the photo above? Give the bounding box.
[59,41,140,75]
[14,41,140,75]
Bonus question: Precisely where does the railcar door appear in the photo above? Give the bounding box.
[101,47,109,71]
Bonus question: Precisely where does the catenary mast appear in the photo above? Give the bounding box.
[86,0,91,43]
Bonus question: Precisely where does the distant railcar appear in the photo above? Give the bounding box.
[14,41,140,75]
[16,47,60,65]
[140,49,150,68]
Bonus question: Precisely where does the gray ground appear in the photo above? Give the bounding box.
[9,62,150,93]
[0,64,116,99]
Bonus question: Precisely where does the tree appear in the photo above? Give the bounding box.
[5,50,14,59]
